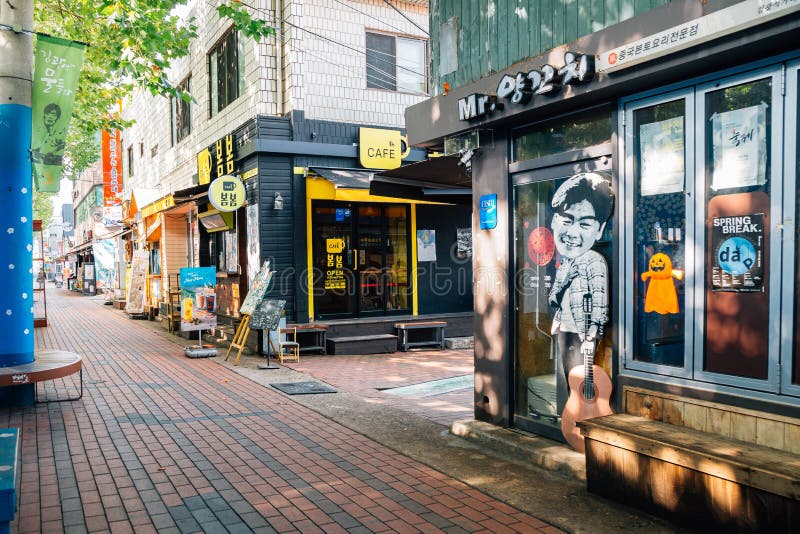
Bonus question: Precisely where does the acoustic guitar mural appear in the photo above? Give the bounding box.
[560,293,613,452]
[546,173,615,452]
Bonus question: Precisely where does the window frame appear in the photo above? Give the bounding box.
[621,88,696,380]
[365,30,427,94]
[780,61,800,397]
[171,75,192,146]
[619,63,795,401]
[208,28,244,117]
[692,66,784,393]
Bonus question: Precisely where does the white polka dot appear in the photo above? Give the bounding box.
[28,268,32,274]
[20,217,27,223]
[6,228,13,234]
[8,264,13,270]
[22,293,27,299]
[23,329,29,335]
[21,188,27,194]
[5,310,10,316]
[30,307,33,314]
[26,244,32,252]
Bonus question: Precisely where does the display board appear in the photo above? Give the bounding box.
[125,249,149,314]
[249,299,286,331]
[240,260,272,315]
[179,267,217,332]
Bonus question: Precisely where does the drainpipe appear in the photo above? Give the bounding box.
[274,0,284,116]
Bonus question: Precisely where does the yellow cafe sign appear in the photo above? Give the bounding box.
[209,175,246,212]
[358,127,410,170]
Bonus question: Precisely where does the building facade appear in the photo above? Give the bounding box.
[121,0,473,329]
[402,0,800,466]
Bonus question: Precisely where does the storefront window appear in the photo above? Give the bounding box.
[622,64,793,397]
[632,99,686,367]
[513,109,611,162]
[703,78,772,380]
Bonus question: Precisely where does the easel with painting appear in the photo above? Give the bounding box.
[224,261,273,365]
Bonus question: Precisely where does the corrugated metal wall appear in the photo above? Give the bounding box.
[430,0,670,92]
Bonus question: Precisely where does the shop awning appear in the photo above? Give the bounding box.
[369,155,472,205]
[309,168,374,189]
[66,241,93,255]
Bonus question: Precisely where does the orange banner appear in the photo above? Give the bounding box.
[102,129,123,207]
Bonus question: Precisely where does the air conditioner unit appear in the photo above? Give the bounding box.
[444,129,493,156]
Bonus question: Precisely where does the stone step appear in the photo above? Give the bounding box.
[445,336,474,349]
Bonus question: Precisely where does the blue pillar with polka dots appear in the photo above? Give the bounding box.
[0,103,34,369]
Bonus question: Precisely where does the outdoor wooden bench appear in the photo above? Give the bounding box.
[394,321,446,351]
[580,413,800,532]
[0,350,83,403]
[0,428,19,534]
[326,334,397,355]
[286,324,328,354]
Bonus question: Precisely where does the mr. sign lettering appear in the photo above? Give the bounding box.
[459,52,595,122]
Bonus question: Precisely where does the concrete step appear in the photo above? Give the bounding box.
[445,336,474,349]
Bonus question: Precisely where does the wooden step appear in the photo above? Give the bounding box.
[326,334,397,355]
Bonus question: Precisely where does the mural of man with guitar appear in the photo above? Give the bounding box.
[547,173,614,452]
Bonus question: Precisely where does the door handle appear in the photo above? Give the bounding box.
[352,249,358,271]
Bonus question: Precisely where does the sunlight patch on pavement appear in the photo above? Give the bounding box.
[381,374,473,397]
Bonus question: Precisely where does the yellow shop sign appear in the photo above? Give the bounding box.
[358,127,410,170]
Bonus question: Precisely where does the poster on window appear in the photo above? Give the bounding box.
[179,267,218,331]
[246,204,260,288]
[639,116,685,196]
[711,104,767,191]
[417,229,437,262]
[324,238,346,290]
[710,213,764,292]
[456,228,472,257]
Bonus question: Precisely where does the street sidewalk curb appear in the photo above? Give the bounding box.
[450,419,586,481]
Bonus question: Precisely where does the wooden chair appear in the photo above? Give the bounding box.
[277,327,300,364]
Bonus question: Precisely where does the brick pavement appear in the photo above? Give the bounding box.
[1,290,563,533]
[282,351,474,427]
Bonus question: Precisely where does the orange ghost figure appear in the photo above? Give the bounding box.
[641,253,684,314]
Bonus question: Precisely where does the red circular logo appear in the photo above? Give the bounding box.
[527,227,555,267]
[608,52,618,65]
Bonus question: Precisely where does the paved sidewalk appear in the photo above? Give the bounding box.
[282,350,474,427]
[3,291,560,533]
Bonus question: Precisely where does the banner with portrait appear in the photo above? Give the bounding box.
[31,35,86,192]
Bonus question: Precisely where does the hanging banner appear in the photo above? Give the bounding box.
[711,213,764,292]
[31,35,86,192]
[179,267,217,332]
[102,130,123,206]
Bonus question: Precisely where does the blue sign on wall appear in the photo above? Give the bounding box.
[479,194,498,230]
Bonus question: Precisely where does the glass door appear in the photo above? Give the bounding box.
[512,166,614,440]
[313,203,356,319]
[313,202,410,319]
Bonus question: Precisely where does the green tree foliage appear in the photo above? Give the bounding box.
[36,1,274,177]
[32,190,55,229]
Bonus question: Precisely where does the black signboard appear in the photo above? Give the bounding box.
[249,299,286,330]
[711,213,764,292]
